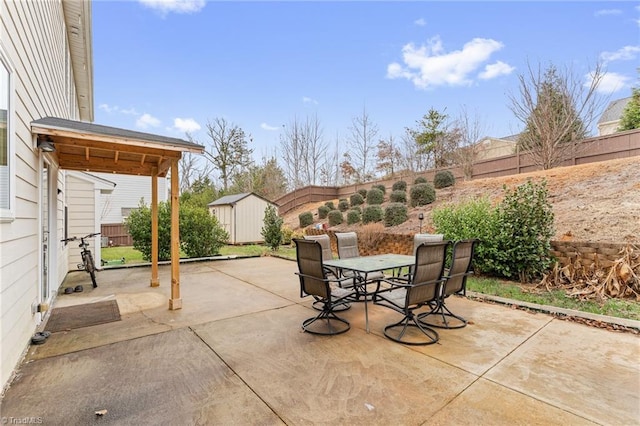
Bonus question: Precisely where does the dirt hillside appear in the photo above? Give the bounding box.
[283,156,640,244]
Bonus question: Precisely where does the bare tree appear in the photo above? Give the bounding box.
[347,107,379,182]
[452,106,486,179]
[376,134,402,178]
[204,118,254,191]
[280,115,327,189]
[508,61,607,169]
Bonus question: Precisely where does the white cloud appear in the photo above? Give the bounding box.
[600,45,640,64]
[98,103,138,115]
[387,36,509,89]
[136,113,161,129]
[594,9,621,17]
[173,117,201,133]
[414,18,426,27]
[302,96,318,105]
[479,61,515,80]
[138,0,205,15]
[260,123,280,131]
[590,71,630,94]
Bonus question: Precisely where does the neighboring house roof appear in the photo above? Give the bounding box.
[208,192,276,207]
[598,97,631,124]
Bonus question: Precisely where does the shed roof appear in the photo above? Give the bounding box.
[208,192,276,207]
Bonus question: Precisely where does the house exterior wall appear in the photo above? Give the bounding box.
[65,174,101,271]
[598,120,620,136]
[96,173,167,224]
[0,1,84,390]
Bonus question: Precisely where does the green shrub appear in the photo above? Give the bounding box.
[318,205,330,219]
[261,205,284,251]
[392,180,407,191]
[338,199,350,212]
[433,197,498,274]
[495,179,554,282]
[384,203,408,227]
[347,209,361,225]
[350,193,364,206]
[351,205,362,213]
[299,211,314,227]
[328,209,343,226]
[366,188,384,205]
[390,189,407,203]
[362,205,384,224]
[324,201,335,210]
[414,176,427,184]
[357,189,368,198]
[434,170,455,189]
[280,225,294,245]
[372,184,386,194]
[126,200,228,261]
[410,183,436,207]
[180,205,229,258]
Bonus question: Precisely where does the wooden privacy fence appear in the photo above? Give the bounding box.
[276,129,640,215]
[100,223,133,247]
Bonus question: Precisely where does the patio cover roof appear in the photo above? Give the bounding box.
[31,117,204,177]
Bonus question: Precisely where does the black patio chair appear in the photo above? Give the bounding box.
[294,238,357,335]
[373,241,450,345]
[419,239,478,329]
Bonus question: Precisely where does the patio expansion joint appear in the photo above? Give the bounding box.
[188,326,287,424]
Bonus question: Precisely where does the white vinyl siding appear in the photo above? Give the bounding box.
[65,174,97,271]
[96,173,167,224]
[0,0,83,391]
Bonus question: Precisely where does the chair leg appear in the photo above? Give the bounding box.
[419,300,467,329]
[302,305,350,335]
[383,312,439,345]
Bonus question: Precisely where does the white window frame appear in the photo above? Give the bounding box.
[0,45,15,222]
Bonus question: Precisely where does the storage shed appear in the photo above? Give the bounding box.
[208,192,277,244]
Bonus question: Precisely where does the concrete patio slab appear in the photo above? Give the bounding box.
[1,256,638,425]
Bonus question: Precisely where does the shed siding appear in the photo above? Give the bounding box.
[0,1,81,390]
[210,204,234,243]
[235,196,269,243]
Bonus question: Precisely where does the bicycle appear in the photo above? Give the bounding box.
[61,232,100,288]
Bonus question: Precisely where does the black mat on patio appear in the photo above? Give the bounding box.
[45,300,121,332]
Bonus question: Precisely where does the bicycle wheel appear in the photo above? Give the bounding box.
[84,251,98,288]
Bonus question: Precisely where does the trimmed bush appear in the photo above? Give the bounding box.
[299,211,314,227]
[392,180,407,191]
[366,187,384,205]
[350,205,362,213]
[328,209,343,226]
[347,209,361,225]
[414,176,427,184]
[350,193,364,206]
[324,201,335,210]
[280,225,294,245]
[318,205,330,219]
[384,203,408,227]
[338,199,350,212]
[362,205,384,224]
[434,170,455,189]
[357,188,368,198]
[410,183,436,207]
[372,184,386,194]
[390,189,407,203]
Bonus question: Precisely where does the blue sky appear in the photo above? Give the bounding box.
[92,1,639,161]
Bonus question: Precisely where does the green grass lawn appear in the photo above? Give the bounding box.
[100,245,639,321]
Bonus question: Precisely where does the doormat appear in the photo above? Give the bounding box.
[45,300,121,333]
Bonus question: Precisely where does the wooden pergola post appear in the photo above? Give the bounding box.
[150,166,159,287]
[168,158,181,310]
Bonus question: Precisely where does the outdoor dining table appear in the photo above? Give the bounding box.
[324,253,415,333]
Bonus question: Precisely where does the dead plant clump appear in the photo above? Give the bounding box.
[537,244,640,302]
